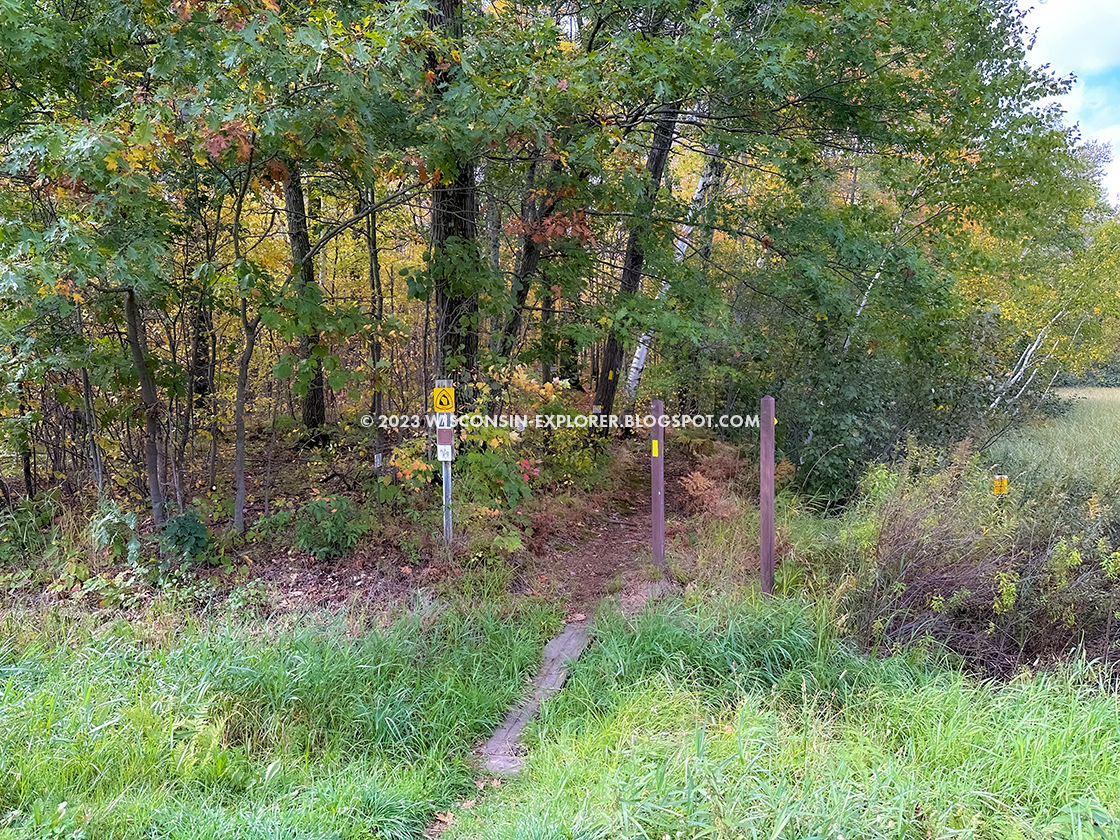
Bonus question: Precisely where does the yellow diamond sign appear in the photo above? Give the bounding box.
[433,387,455,413]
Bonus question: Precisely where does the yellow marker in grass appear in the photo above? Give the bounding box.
[993,475,1008,495]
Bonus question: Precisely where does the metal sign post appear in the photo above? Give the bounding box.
[434,380,455,545]
[760,395,775,596]
[651,399,667,574]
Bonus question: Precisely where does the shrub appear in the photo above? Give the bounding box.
[0,492,57,566]
[828,439,1120,675]
[89,497,141,566]
[162,509,212,564]
[389,437,436,497]
[519,400,608,489]
[458,425,532,510]
[250,509,293,536]
[295,494,367,560]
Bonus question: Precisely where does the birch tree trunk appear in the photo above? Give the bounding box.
[622,143,726,409]
[593,109,678,417]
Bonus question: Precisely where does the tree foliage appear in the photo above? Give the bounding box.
[0,0,1116,517]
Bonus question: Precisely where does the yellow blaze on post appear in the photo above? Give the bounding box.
[433,387,455,413]
[651,439,658,458]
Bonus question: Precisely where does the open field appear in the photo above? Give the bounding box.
[991,388,1120,495]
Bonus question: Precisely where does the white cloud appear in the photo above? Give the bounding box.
[1023,0,1120,76]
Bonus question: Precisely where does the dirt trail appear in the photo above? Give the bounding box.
[522,443,690,614]
[470,444,690,780]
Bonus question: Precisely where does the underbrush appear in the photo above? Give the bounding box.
[817,427,1120,674]
[446,597,1120,840]
[669,403,1120,675]
[0,601,559,839]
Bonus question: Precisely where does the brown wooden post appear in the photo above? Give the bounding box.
[760,395,775,595]
[651,399,666,574]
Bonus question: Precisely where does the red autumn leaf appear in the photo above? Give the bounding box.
[203,132,229,158]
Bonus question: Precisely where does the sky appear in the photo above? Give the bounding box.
[1021,0,1120,206]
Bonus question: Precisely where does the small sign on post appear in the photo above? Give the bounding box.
[993,475,1008,496]
[436,425,454,462]
[435,379,455,545]
[433,386,455,413]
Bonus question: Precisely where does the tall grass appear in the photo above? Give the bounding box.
[446,597,1120,840]
[0,601,560,839]
[991,388,1120,549]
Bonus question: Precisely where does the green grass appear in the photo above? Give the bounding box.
[0,601,561,839]
[985,386,1120,558]
[446,597,1120,840]
[991,388,1120,496]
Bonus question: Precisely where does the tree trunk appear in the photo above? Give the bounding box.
[431,168,480,378]
[81,367,104,496]
[233,307,261,534]
[499,160,542,359]
[623,144,725,407]
[190,297,214,405]
[284,161,326,429]
[124,288,165,524]
[18,383,33,497]
[365,189,384,424]
[428,0,480,380]
[541,280,554,384]
[593,108,679,417]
